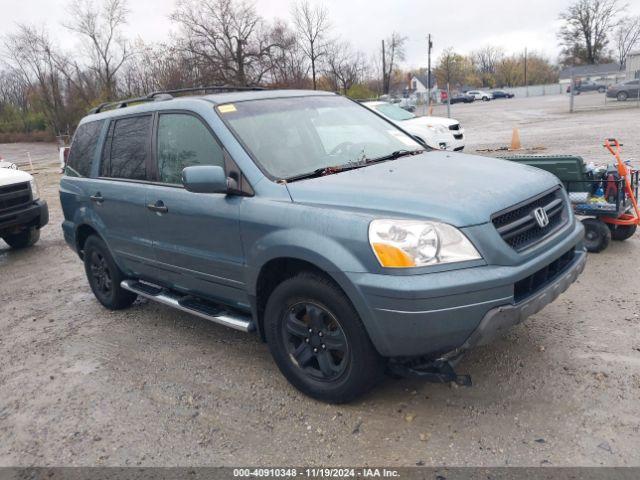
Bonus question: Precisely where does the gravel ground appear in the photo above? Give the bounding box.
[1,95,640,467]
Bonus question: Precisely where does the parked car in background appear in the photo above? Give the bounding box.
[606,79,640,101]
[60,88,586,403]
[363,101,465,151]
[398,97,416,112]
[491,90,514,99]
[466,90,493,101]
[567,80,607,94]
[449,92,475,104]
[1,163,48,249]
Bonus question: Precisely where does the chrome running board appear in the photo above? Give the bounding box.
[121,280,255,333]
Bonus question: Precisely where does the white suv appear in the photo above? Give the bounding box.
[466,90,493,101]
[0,162,48,248]
[363,101,465,151]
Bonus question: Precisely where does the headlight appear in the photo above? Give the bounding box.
[29,178,40,200]
[369,219,481,268]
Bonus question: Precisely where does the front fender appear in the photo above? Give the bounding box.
[245,228,367,296]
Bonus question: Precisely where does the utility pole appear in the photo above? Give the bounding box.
[427,34,433,108]
[382,39,386,95]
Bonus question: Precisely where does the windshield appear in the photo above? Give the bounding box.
[220,95,422,180]
[372,103,415,121]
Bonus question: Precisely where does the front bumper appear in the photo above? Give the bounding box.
[345,220,585,358]
[0,200,48,234]
[445,248,586,357]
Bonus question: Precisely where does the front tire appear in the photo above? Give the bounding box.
[264,272,384,403]
[617,91,628,101]
[2,227,40,249]
[83,235,137,310]
[582,218,611,253]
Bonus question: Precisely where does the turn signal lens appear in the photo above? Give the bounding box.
[372,243,416,268]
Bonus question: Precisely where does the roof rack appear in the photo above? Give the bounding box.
[88,85,265,114]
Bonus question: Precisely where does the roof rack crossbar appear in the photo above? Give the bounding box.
[88,85,265,114]
[147,85,265,97]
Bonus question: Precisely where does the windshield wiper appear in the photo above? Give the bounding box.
[284,162,369,182]
[364,149,425,163]
[283,149,424,183]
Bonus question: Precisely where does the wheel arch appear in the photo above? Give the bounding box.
[250,255,369,343]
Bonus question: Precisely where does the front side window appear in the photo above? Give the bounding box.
[156,114,225,184]
[220,95,421,180]
[101,115,151,180]
[66,120,104,177]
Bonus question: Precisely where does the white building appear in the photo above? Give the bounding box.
[626,52,640,80]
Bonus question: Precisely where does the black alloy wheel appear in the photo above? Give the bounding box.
[89,250,113,295]
[282,302,349,381]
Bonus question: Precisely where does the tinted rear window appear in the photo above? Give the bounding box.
[66,120,104,177]
[101,115,151,180]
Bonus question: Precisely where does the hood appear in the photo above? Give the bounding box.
[0,166,32,187]
[402,115,459,128]
[286,151,560,227]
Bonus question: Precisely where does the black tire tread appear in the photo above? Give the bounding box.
[263,271,384,403]
[608,223,637,241]
[3,227,40,249]
[83,235,137,310]
[582,218,611,253]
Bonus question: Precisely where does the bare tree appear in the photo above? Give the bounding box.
[558,0,624,66]
[435,47,472,89]
[266,21,310,88]
[172,0,277,86]
[2,25,69,133]
[0,68,32,131]
[381,32,406,94]
[325,42,365,94]
[65,0,130,99]
[472,46,504,74]
[292,0,331,90]
[615,16,640,68]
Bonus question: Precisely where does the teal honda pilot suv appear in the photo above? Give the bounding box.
[60,87,586,403]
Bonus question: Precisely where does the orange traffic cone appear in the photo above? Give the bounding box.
[510,128,521,150]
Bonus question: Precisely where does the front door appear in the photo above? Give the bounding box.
[146,112,246,307]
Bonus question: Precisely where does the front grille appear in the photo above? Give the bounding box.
[449,123,461,131]
[454,133,463,140]
[492,187,568,251]
[0,182,32,214]
[514,248,576,303]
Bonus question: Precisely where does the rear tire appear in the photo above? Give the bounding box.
[83,235,137,310]
[2,227,40,249]
[608,223,637,241]
[264,272,384,403]
[582,218,611,253]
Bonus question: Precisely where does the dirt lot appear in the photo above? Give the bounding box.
[1,95,640,467]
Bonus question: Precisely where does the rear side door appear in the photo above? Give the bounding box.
[92,114,157,278]
[146,112,246,307]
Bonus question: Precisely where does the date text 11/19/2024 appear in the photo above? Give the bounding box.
[233,468,401,478]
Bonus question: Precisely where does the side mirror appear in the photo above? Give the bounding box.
[182,165,230,194]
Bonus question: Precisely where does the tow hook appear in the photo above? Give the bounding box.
[387,358,472,387]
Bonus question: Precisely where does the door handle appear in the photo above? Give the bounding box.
[147,201,168,214]
[90,193,104,204]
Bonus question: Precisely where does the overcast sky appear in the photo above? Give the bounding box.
[3,0,639,68]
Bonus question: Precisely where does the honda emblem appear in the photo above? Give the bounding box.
[533,207,549,228]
